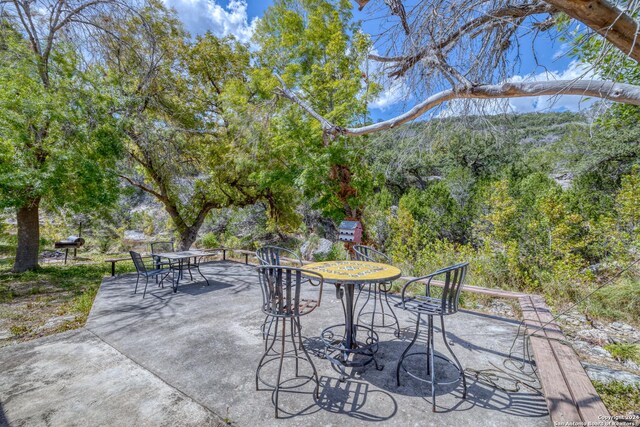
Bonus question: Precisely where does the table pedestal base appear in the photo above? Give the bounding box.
[320,323,382,381]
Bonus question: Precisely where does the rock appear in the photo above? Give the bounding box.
[300,240,312,259]
[623,360,640,371]
[584,363,640,386]
[576,329,610,346]
[300,237,334,260]
[313,239,333,258]
[557,311,588,327]
[124,230,148,242]
[572,340,612,359]
[0,329,12,340]
[40,250,65,259]
[488,300,514,317]
[36,315,76,333]
[610,322,635,333]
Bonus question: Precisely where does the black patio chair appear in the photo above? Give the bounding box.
[255,265,324,418]
[151,241,193,282]
[396,262,469,412]
[129,250,171,298]
[352,245,401,337]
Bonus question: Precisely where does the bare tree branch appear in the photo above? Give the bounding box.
[369,1,557,79]
[277,77,640,137]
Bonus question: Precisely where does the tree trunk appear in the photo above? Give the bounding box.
[177,226,199,251]
[13,198,41,272]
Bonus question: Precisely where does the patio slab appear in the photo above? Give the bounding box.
[0,261,551,426]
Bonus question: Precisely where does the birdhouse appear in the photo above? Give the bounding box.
[338,220,362,244]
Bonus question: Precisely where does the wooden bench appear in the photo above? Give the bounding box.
[104,255,151,277]
[105,248,256,277]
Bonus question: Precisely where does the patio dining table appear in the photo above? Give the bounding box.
[151,250,212,292]
[304,260,402,380]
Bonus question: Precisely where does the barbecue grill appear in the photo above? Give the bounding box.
[54,236,85,264]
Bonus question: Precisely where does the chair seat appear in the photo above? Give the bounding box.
[399,295,445,315]
[141,268,170,278]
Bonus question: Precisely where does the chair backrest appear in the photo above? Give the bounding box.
[353,245,392,264]
[257,266,323,317]
[432,262,468,315]
[255,246,302,266]
[129,251,147,274]
[151,241,174,254]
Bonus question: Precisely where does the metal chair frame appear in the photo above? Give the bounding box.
[396,262,469,412]
[129,250,171,298]
[256,246,320,344]
[255,265,324,418]
[352,245,401,337]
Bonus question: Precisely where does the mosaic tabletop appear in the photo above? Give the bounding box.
[304,261,401,284]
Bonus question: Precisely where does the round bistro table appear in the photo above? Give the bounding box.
[304,260,402,380]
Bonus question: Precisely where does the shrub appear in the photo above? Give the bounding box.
[604,343,640,364]
[200,233,219,249]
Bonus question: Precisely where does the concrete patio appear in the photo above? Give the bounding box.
[0,261,550,426]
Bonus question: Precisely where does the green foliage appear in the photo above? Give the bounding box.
[585,277,640,324]
[373,112,640,312]
[200,233,220,249]
[604,343,640,364]
[0,21,122,212]
[592,380,640,415]
[253,0,379,221]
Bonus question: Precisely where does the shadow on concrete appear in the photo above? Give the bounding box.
[175,280,234,295]
[0,403,9,427]
[316,376,397,421]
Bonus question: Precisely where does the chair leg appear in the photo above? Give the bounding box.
[274,317,286,418]
[440,315,467,399]
[429,315,436,412]
[142,276,150,298]
[289,317,299,376]
[382,284,401,337]
[356,284,373,324]
[256,316,279,390]
[426,315,432,376]
[134,275,140,294]
[397,313,421,386]
[295,317,320,399]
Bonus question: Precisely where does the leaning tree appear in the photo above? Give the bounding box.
[278,0,640,137]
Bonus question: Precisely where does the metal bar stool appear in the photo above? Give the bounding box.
[256,246,320,346]
[352,245,401,337]
[255,265,324,418]
[396,262,469,412]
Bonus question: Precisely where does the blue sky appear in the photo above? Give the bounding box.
[162,0,595,120]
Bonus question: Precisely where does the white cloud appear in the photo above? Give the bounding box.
[369,78,410,110]
[163,0,258,42]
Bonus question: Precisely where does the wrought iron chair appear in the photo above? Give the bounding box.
[352,245,401,337]
[151,241,193,282]
[255,246,318,345]
[255,246,303,267]
[396,262,469,412]
[129,251,171,298]
[255,265,324,418]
